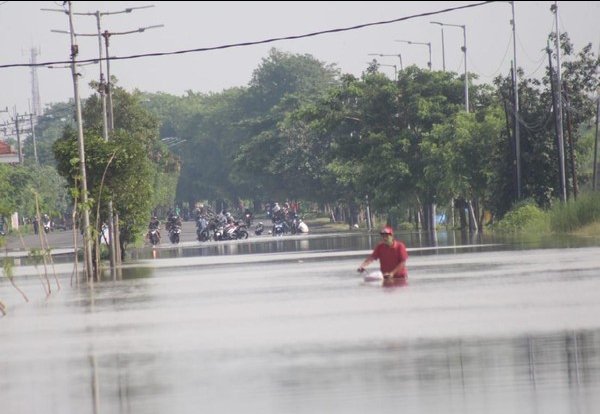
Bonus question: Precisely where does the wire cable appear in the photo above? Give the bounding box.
[467,33,511,79]
[0,1,497,69]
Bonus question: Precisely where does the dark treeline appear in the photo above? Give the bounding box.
[4,34,599,254]
[143,40,599,231]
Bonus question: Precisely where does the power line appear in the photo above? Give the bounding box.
[467,33,512,79]
[0,1,496,70]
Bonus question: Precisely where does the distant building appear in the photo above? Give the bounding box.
[0,140,19,164]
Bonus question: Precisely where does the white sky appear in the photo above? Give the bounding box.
[1,1,599,119]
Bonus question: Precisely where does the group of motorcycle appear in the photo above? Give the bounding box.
[147,214,182,246]
[269,205,309,236]
[195,215,249,242]
[147,207,308,246]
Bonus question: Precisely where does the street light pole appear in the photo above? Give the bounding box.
[377,63,398,81]
[428,22,468,112]
[430,22,446,71]
[395,39,432,70]
[368,53,403,71]
[101,25,164,131]
[367,58,398,81]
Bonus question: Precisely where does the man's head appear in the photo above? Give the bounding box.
[380,226,394,245]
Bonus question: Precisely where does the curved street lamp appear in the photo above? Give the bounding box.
[367,53,403,71]
[395,39,431,70]
[429,22,468,113]
[429,22,446,71]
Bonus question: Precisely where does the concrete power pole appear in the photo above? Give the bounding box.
[552,2,567,202]
[67,2,94,279]
[48,5,161,272]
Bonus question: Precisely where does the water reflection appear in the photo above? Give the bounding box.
[2,239,600,413]
[5,229,600,266]
[74,330,600,414]
[129,230,504,261]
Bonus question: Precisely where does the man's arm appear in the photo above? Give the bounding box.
[385,260,406,278]
[357,256,374,273]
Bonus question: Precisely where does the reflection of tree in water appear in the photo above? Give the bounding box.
[405,331,598,398]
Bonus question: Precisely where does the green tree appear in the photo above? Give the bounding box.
[0,164,68,221]
[54,86,177,256]
[22,101,76,166]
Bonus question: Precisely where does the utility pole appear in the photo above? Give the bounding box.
[29,113,38,164]
[67,1,94,279]
[547,44,567,202]
[14,112,38,164]
[13,111,23,164]
[76,7,158,272]
[551,2,567,202]
[510,1,521,199]
[44,5,155,139]
[594,97,599,191]
[48,5,161,273]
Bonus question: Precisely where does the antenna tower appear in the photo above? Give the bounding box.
[29,47,42,116]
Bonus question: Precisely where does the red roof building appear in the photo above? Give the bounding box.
[0,140,19,164]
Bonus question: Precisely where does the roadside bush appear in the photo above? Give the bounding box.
[494,201,550,233]
[549,192,600,233]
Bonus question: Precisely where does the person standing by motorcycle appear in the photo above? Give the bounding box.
[243,208,253,227]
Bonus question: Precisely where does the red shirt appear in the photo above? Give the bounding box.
[370,240,408,278]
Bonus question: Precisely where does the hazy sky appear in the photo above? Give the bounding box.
[1,1,598,119]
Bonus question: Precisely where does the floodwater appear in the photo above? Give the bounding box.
[1,231,600,414]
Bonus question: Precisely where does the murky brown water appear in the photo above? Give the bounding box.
[1,233,600,413]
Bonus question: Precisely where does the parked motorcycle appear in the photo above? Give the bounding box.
[272,220,286,236]
[196,217,211,242]
[196,226,211,242]
[254,222,264,236]
[213,225,225,241]
[231,221,249,240]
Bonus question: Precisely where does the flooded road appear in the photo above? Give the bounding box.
[1,232,600,413]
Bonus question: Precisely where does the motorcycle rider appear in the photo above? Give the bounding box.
[243,208,253,227]
[196,214,210,241]
[42,213,52,233]
[148,216,161,242]
[166,212,182,232]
